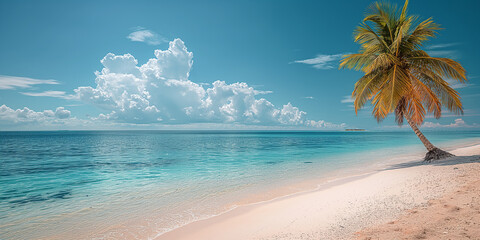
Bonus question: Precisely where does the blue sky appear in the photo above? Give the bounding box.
[0,0,479,130]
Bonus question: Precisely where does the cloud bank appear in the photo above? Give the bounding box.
[422,118,477,128]
[0,105,71,123]
[74,38,344,129]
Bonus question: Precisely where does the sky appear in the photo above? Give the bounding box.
[0,0,479,131]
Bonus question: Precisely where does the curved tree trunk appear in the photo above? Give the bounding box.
[404,115,454,162]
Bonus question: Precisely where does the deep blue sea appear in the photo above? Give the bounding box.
[1,130,479,239]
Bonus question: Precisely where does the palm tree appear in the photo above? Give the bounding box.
[340,0,467,162]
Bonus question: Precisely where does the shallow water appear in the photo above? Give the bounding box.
[1,130,479,239]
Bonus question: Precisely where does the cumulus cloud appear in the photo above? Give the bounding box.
[0,75,59,90]
[127,27,165,45]
[0,105,71,123]
[74,38,344,129]
[293,53,346,69]
[54,107,71,119]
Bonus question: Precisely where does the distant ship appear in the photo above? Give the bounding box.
[345,129,366,131]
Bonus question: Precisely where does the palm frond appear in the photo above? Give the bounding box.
[342,0,467,126]
[410,57,467,82]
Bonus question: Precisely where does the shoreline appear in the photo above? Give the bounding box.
[1,136,479,239]
[150,138,480,238]
[156,143,480,240]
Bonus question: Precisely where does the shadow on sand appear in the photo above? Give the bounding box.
[384,155,480,171]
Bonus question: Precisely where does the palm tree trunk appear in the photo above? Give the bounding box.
[404,115,454,162]
[405,115,435,151]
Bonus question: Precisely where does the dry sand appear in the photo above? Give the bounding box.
[157,144,480,240]
[355,146,480,240]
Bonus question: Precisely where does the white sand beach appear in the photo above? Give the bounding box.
[157,144,480,240]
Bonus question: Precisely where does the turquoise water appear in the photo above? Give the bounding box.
[1,130,479,239]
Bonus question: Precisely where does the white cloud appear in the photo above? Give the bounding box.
[127,27,165,45]
[74,38,344,129]
[428,50,459,58]
[277,103,306,125]
[0,104,105,131]
[293,53,345,69]
[305,120,347,129]
[20,90,76,99]
[422,118,477,128]
[0,75,59,90]
[54,107,71,119]
[381,118,478,130]
[303,96,314,99]
[340,95,354,103]
[0,104,71,123]
[425,43,460,58]
[426,109,480,119]
[426,43,460,50]
[464,93,480,98]
[445,79,471,89]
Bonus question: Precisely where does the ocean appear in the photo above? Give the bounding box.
[1,130,479,239]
